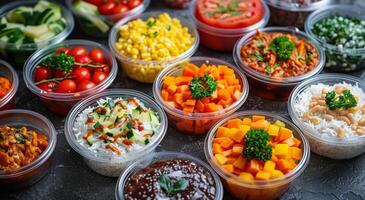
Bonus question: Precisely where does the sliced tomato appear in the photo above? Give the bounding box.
[196,0,264,29]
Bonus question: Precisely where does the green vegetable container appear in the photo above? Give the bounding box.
[0,0,74,68]
[305,5,365,72]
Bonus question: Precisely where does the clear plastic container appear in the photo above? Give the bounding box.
[265,0,331,29]
[23,39,118,116]
[189,0,270,52]
[64,89,168,177]
[233,27,325,101]
[0,60,18,111]
[288,74,365,159]
[0,109,57,190]
[162,0,192,9]
[66,0,150,38]
[0,0,74,68]
[115,151,224,200]
[305,5,365,72]
[153,56,249,135]
[205,111,310,200]
[109,11,199,83]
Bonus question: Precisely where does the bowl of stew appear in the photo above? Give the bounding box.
[189,0,270,52]
[234,27,325,101]
[0,60,18,111]
[0,109,57,190]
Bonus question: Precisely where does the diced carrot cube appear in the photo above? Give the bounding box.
[271,154,279,163]
[232,144,244,156]
[177,85,189,93]
[218,89,231,100]
[201,97,210,104]
[226,157,237,165]
[276,159,291,173]
[216,80,228,89]
[205,103,219,112]
[183,106,194,113]
[162,76,175,87]
[227,86,236,95]
[166,85,177,94]
[293,138,301,147]
[220,137,234,149]
[175,76,192,86]
[196,100,205,112]
[216,127,230,138]
[256,170,271,180]
[231,129,246,143]
[276,127,293,142]
[246,160,262,175]
[252,115,265,122]
[213,137,228,144]
[215,154,228,165]
[173,93,184,105]
[227,119,242,128]
[184,99,196,107]
[232,90,242,101]
[222,164,234,173]
[161,90,169,101]
[233,156,247,170]
[250,119,270,130]
[213,143,224,154]
[222,149,233,157]
[282,137,296,146]
[182,90,192,100]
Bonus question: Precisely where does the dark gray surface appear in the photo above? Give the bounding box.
[1,0,365,200]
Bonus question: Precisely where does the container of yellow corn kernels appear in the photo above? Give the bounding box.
[109,12,199,83]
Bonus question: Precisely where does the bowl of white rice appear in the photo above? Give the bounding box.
[64,89,168,177]
[288,74,365,159]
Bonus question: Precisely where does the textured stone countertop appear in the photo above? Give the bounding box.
[0,0,365,199]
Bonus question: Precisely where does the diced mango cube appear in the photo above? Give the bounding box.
[239,125,250,135]
[268,124,280,137]
[274,144,289,157]
[252,115,265,122]
[263,160,276,172]
[220,137,234,149]
[250,119,270,130]
[270,170,284,178]
[230,128,246,143]
[290,147,302,160]
[239,172,254,180]
[215,154,228,165]
[213,143,224,154]
[222,164,234,173]
[242,117,252,125]
[274,120,285,127]
[216,127,230,138]
[256,170,271,180]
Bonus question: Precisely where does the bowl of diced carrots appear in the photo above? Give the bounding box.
[204,111,310,200]
[153,57,249,135]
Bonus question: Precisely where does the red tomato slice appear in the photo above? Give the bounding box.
[196,0,264,29]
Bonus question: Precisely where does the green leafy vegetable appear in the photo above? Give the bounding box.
[243,129,272,161]
[269,36,295,60]
[189,74,217,99]
[325,90,357,110]
[158,175,189,195]
[40,52,75,72]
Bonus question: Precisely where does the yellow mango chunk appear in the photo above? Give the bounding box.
[242,117,252,125]
[256,170,271,180]
[270,170,284,179]
[274,144,289,157]
[268,124,280,137]
[274,120,285,127]
[215,154,228,165]
[239,172,254,180]
[263,160,276,172]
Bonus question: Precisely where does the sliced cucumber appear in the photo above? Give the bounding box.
[150,111,160,125]
[73,0,109,33]
[6,6,32,24]
[140,111,151,122]
[132,108,140,118]
[24,24,48,38]
[86,135,93,146]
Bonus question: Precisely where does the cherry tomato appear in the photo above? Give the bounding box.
[128,0,142,9]
[111,4,129,14]
[88,48,105,63]
[75,55,91,64]
[119,0,128,5]
[77,80,96,91]
[92,71,107,84]
[69,46,88,57]
[86,0,103,5]
[55,47,69,55]
[55,80,77,93]
[72,67,91,83]
[38,82,57,92]
[98,0,116,15]
[34,66,52,82]
[52,69,69,78]
[94,64,110,75]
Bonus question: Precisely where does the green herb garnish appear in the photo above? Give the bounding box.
[269,36,295,60]
[93,122,101,129]
[144,138,150,145]
[158,175,189,195]
[243,129,272,161]
[15,132,24,144]
[147,20,156,27]
[189,74,217,99]
[325,90,357,110]
[126,130,134,139]
[40,52,75,72]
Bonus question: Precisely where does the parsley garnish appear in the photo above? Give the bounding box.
[189,74,217,99]
[254,52,264,61]
[40,52,75,72]
[325,90,357,110]
[269,36,295,60]
[243,129,272,161]
[158,175,189,195]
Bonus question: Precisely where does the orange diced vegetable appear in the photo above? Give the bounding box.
[233,156,247,170]
[241,118,252,125]
[252,115,265,122]
[232,144,244,156]
[227,119,242,128]
[216,127,230,138]
[290,147,302,160]
[222,164,234,173]
[213,143,224,154]
[277,127,293,142]
[215,154,228,165]
[256,170,271,180]
[161,90,169,101]
[205,103,220,112]
[250,119,270,130]
[220,137,234,149]
[218,89,231,100]
[167,85,177,94]
[246,160,262,175]
[222,149,233,157]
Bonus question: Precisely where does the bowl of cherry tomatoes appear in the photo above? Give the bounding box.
[66,0,150,37]
[23,40,118,116]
